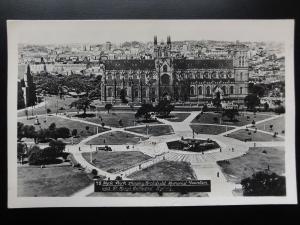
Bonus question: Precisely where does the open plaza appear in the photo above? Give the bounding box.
[17,101,285,197]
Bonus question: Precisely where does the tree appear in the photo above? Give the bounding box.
[263,102,269,111]
[244,94,260,111]
[105,103,113,113]
[274,105,285,114]
[222,108,239,121]
[202,104,208,112]
[23,125,37,139]
[72,129,78,137]
[70,97,92,116]
[17,142,27,163]
[17,122,24,141]
[248,83,266,97]
[55,127,70,139]
[18,82,25,109]
[155,99,174,117]
[49,139,66,156]
[241,171,286,196]
[213,91,222,109]
[120,89,128,103]
[28,145,47,165]
[135,103,154,121]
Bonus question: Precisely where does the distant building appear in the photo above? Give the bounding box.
[105,42,112,51]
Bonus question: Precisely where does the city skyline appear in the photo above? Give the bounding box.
[10,20,293,45]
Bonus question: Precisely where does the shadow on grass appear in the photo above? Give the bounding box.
[74,113,96,118]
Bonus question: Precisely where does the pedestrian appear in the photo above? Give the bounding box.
[220,147,222,152]
[79,147,81,151]
[217,172,219,177]
[232,147,234,152]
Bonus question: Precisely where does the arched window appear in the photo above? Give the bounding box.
[134,88,139,98]
[142,88,147,98]
[240,72,243,81]
[198,86,203,95]
[107,87,112,97]
[240,87,243,94]
[206,86,211,96]
[116,87,121,96]
[163,65,168,72]
[222,86,226,94]
[161,74,170,85]
[190,86,195,96]
[230,86,234,94]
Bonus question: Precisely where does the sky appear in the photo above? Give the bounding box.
[8,20,294,44]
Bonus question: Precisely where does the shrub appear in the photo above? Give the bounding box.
[72,129,78,137]
[55,127,70,139]
[241,171,286,196]
[274,105,285,114]
[91,169,98,176]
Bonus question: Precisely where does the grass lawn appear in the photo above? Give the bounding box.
[256,116,285,136]
[191,112,272,126]
[82,151,151,173]
[18,115,109,144]
[190,124,235,135]
[217,147,285,183]
[85,131,148,145]
[226,129,284,142]
[163,113,191,122]
[81,112,162,128]
[18,165,97,197]
[125,125,174,136]
[18,95,79,117]
[128,161,196,180]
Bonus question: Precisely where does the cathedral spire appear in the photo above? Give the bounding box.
[154,35,157,45]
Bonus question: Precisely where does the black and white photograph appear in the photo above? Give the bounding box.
[7,20,296,207]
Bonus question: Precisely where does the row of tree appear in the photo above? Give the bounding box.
[18,122,71,143]
[135,99,175,121]
[18,139,66,165]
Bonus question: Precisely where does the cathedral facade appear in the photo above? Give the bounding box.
[99,36,249,105]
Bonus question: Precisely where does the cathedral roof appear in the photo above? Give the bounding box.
[173,59,233,70]
[103,60,155,70]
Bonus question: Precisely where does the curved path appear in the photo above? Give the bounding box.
[18,109,284,197]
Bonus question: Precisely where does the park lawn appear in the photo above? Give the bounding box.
[256,116,285,136]
[18,115,109,144]
[18,95,79,117]
[217,147,285,183]
[82,151,151,173]
[85,131,148,145]
[80,112,162,128]
[128,161,196,180]
[190,124,235,135]
[226,129,284,142]
[163,113,191,122]
[191,112,272,126]
[125,125,174,136]
[18,165,98,197]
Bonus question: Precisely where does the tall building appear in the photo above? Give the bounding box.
[95,36,249,104]
[22,64,37,107]
[105,41,112,51]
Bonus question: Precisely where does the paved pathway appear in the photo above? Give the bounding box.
[19,109,285,197]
